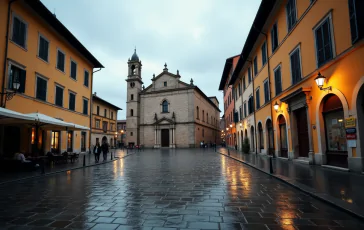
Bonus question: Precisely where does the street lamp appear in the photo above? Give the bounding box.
[274,101,283,113]
[314,72,331,91]
[230,124,232,128]
[1,76,20,106]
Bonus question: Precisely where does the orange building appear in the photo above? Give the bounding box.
[228,0,364,172]
[219,55,240,148]
[0,0,103,156]
[91,93,121,148]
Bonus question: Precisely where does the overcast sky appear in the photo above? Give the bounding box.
[42,0,260,119]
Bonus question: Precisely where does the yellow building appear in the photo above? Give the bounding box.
[0,0,103,156]
[91,93,122,148]
[229,0,364,172]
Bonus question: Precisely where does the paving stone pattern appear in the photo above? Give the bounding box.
[0,149,363,230]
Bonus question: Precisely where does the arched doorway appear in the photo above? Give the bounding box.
[237,132,240,151]
[278,115,288,158]
[322,94,347,168]
[233,133,237,149]
[258,123,264,153]
[266,119,274,156]
[250,126,255,153]
[102,136,107,144]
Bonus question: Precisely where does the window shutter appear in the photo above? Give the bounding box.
[349,0,358,43]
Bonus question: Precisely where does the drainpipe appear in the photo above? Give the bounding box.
[252,26,275,157]
[89,68,102,153]
[1,0,17,108]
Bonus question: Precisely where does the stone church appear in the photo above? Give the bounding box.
[126,50,221,148]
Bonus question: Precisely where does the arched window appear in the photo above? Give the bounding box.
[202,110,205,121]
[196,106,199,119]
[162,100,168,113]
[130,109,133,116]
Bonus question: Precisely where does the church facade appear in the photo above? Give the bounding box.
[126,50,220,148]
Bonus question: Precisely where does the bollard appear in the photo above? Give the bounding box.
[269,156,274,174]
[111,152,113,160]
[83,155,86,167]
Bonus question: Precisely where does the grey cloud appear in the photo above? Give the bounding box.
[42,0,260,119]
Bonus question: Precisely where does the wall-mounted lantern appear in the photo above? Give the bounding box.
[314,72,331,91]
[274,101,283,113]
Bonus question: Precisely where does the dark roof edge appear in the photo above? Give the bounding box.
[93,95,122,110]
[208,96,220,104]
[24,0,104,68]
[194,86,221,112]
[229,0,277,85]
[219,55,239,90]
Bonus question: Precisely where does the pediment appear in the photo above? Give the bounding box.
[155,117,175,125]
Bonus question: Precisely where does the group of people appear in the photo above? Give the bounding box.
[93,141,109,163]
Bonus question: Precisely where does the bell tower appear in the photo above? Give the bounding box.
[126,49,143,147]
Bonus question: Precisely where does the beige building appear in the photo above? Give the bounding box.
[91,93,122,148]
[126,50,220,148]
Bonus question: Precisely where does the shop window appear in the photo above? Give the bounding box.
[51,131,60,154]
[67,131,73,152]
[81,132,86,152]
[323,95,347,152]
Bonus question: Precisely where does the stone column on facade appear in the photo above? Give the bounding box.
[172,127,176,148]
[287,107,294,160]
[305,94,314,164]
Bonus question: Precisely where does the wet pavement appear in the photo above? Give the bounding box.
[0,149,363,230]
[217,147,364,219]
[0,149,128,184]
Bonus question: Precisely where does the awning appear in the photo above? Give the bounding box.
[0,107,36,122]
[0,110,89,131]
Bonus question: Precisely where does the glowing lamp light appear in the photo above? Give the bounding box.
[314,72,325,88]
[239,123,242,127]
[226,128,229,131]
[274,101,279,112]
[230,124,232,128]
[314,72,331,91]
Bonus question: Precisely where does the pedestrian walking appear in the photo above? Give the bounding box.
[101,141,109,162]
[93,142,101,163]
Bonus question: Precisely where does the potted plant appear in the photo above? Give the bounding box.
[242,137,250,154]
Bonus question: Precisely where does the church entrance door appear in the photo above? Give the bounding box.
[161,129,170,147]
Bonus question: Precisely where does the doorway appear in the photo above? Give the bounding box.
[266,119,274,156]
[295,107,309,158]
[3,126,20,157]
[161,129,169,147]
[278,115,288,158]
[81,132,86,152]
[51,131,60,154]
[67,131,73,152]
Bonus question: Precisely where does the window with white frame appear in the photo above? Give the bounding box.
[314,14,334,67]
[286,0,297,31]
[83,98,88,115]
[264,79,270,103]
[69,92,76,111]
[8,63,26,93]
[162,100,168,113]
[55,85,64,107]
[70,60,77,80]
[261,42,267,66]
[38,34,49,62]
[36,76,47,101]
[290,45,302,85]
[12,14,27,48]
[274,65,282,95]
[56,49,65,72]
[84,70,89,87]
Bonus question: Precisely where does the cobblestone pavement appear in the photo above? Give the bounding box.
[0,149,363,230]
[217,147,364,218]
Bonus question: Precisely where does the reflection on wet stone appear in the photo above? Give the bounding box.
[0,149,363,229]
